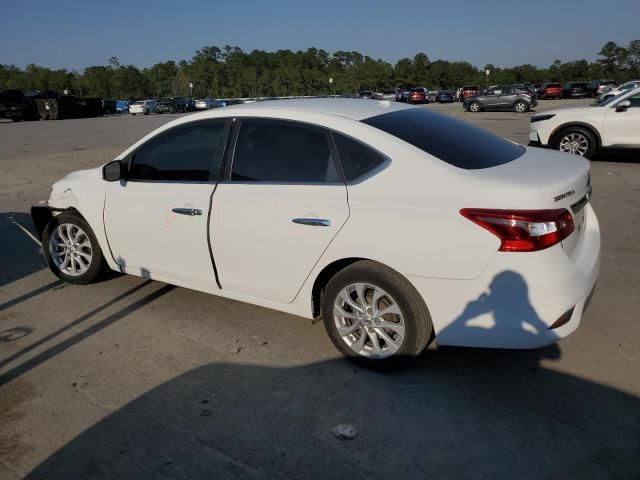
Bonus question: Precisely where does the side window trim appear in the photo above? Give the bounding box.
[125,118,231,184]
[226,117,345,186]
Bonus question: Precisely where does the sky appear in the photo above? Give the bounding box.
[1,0,639,71]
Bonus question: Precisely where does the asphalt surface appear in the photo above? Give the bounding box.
[1,100,639,479]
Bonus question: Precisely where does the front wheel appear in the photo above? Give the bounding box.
[321,260,433,370]
[468,101,481,112]
[514,101,528,113]
[551,127,597,159]
[42,212,105,285]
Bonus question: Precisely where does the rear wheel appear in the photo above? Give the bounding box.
[42,212,105,285]
[468,101,481,112]
[551,127,597,159]
[514,101,528,113]
[321,260,433,370]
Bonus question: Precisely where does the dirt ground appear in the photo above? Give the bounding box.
[1,100,639,479]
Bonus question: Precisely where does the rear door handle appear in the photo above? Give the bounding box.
[292,218,331,227]
[172,208,202,216]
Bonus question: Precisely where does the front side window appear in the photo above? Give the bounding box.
[129,120,227,182]
[231,119,340,183]
[627,93,640,108]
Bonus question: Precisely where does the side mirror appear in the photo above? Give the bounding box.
[615,100,631,112]
[102,160,126,182]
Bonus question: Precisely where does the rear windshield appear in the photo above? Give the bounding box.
[410,88,423,92]
[546,83,562,88]
[463,86,478,90]
[361,108,524,170]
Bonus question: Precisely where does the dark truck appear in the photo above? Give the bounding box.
[155,96,189,113]
[0,89,38,121]
[34,94,103,120]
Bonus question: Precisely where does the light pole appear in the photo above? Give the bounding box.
[329,77,334,97]
[485,69,490,89]
[189,82,193,100]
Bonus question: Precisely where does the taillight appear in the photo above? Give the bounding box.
[460,208,575,252]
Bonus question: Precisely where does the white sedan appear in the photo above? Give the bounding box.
[129,100,158,115]
[529,86,640,158]
[32,99,600,368]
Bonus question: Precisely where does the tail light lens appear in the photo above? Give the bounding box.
[460,208,575,252]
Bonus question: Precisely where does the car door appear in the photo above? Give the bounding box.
[603,92,640,147]
[103,119,230,289]
[211,118,349,303]
[483,87,502,110]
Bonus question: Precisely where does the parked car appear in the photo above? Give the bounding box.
[102,100,129,114]
[464,85,537,113]
[529,86,640,159]
[376,89,396,101]
[426,91,438,103]
[395,91,409,102]
[156,97,189,113]
[195,98,226,110]
[129,100,157,115]
[460,85,480,102]
[435,90,455,103]
[597,79,640,102]
[408,87,427,104]
[32,99,599,368]
[533,84,544,96]
[0,89,36,121]
[590,79,618,97]
[358,91,374,99]
[563,82,592,99]
[539,83,564,100]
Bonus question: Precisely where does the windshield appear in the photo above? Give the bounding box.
[362,108,524,170]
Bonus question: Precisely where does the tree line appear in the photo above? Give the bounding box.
[1,40,638,100]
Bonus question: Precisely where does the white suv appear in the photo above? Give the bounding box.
[529,86,640,158]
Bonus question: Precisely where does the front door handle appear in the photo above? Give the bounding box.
[292,218,331,227]
[172,208,202,216]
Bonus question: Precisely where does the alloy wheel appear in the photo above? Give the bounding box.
[49,223,93,276]
[558,133,589,156]
[333,283,406,359]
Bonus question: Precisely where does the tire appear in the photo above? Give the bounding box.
[42,211,105,285]
[551,126,597,159]
[131,113,136,116]
[321,260,433,370]
[514,101,528,113]
[468,101,481,113]
[144,109,150,115]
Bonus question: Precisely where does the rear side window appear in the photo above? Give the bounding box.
[362,108,524,170]
[231,119,340,183]
[129,120,227,182]
[333,132,387,182]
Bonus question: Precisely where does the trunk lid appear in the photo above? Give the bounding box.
[472,147,591,259]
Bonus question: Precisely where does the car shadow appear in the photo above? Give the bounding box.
[0,212,46,288]
[23,349,640,479]
[593,148,640,164]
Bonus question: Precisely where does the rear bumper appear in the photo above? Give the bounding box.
[407,204,600,349]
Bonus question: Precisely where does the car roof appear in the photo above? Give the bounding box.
[202,98,414,121]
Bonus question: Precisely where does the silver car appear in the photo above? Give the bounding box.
[194,98,226,110]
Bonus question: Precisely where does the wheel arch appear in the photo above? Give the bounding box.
[550,122,602,149]
[311,257,368,318]
[31,205,86,240]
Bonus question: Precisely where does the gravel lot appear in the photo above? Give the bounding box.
[1,100,639,479]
